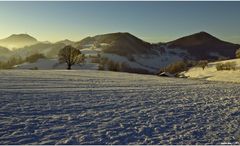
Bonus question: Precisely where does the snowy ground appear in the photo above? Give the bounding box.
[14,58,99,70]
[0,70,239,144]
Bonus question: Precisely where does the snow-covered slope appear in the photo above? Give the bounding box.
[102,48,185,73]
[0,70,239,144]
[78,41,188,73]
[15,59,59,69]
[11,41,238,77]
[15,58,98,70]
[182,58,240,83]
[2,32,239,76]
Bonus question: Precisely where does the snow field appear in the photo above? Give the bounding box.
[0,70,239,144]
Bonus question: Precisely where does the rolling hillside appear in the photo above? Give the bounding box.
[1,32,239,74]
[182,58,240,83]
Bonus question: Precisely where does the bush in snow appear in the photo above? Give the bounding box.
[98,58,150,74]
[183,60,198,68]
[120,62,150,74]
[127,55,135,62]
[197,60,208,70]
[98,57,109,70]
[98,64,104,70]
[90,55,101,63]
[25,53,46,63]
[30,67,38,70]
[120,62,130,71]
[236,48,240,58]
[98,58,121,72]
[107,60,120,71]
[160,61,188,74]
[91,58,100,63]
[0,56,24,69]
[217,56,229,61]
[216,62,236,71]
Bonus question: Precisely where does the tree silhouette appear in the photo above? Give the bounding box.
[58,45,84,70]
[198,60,208,70]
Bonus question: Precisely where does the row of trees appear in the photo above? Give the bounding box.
[98,57,121,71]
[216,62,237,71]
[0,56,24,69]
[0,45,85,70]
[97,57,150,74]
[0,53,46,69]
[158,60,209,75]
[57,46,208,73]
[1,45,240,71]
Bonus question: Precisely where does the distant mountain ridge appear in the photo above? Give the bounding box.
[75,31,240,60]
[1,32,239,73]
[0,34,38,49]
[56,39,75,46]
[1,32,239,59]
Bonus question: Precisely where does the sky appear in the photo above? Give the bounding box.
[0,1,240,43]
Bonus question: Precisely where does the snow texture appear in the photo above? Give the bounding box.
[0,70,239,144]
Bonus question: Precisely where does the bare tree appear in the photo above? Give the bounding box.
[58,45,84,70]
[198,60,208,70]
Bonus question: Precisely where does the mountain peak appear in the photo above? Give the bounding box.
[0,34,38,49]
[197,31,210,35]
[167,31,239,59]
[191,31,217,39]
[6,34,38,42]
[168,31,222,46]
[56,39,74,45]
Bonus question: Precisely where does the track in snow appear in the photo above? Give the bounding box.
[0,70,239,144]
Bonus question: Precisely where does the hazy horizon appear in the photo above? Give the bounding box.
[0,1,240,43]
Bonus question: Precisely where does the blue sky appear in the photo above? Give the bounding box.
[0,1,240,43]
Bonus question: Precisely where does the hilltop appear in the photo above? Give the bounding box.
[0,34,38,49]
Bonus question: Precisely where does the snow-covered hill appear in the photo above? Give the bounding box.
[1,32,240,75]
[0,70,239,144]
[13,44,187,74]
[101,47,186,73]
[182,58,240,83]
